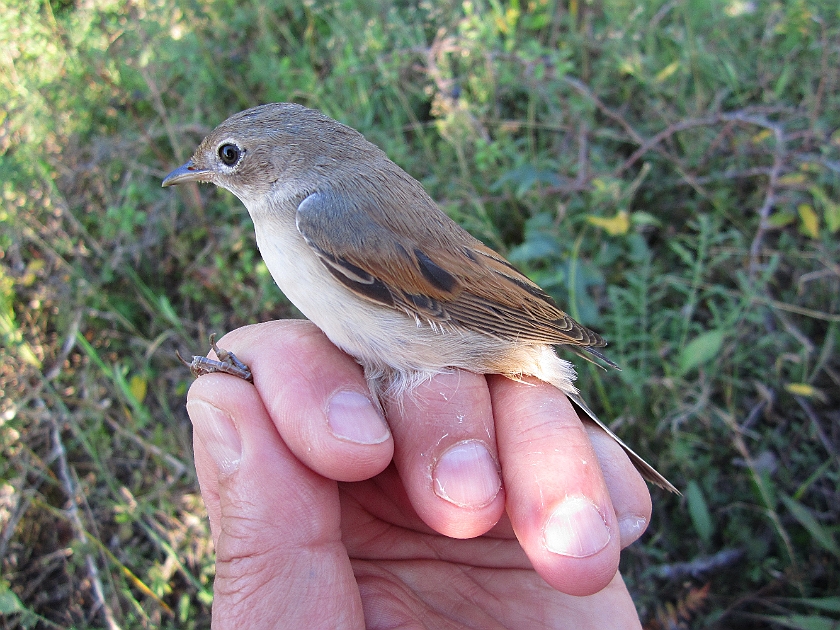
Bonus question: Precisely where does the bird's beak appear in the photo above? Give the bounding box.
[162,161,211,187]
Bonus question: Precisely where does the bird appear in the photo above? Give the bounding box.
[163,102,677,493]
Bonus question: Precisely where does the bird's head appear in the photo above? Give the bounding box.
[162,102,381,205]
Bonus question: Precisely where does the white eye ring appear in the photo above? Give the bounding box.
[217,142,243,168]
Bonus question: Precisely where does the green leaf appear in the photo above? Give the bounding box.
[759,614,840,630]
[586,210,630,236]
[686,480,715,544]
[781,495,840,558]
[798,204,820,239]
[630,211,662,227]
[0,267,41,368]
[677,329,725,375]
[0,582,25,614]
[768,210,796,227]
[776,598,840,614]
[508,235,562,263]
[128,374,148,404]
[823,202,840,233]
[491,166,562,198]
[809,184,840,233]
[655,60,680,82]
[801,598,840,614]
[668,240,695,266]
[0,580,59,628]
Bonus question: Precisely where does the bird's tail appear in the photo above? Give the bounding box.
[565,390,680,494]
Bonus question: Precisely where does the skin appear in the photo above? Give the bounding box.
[186,320,652,628]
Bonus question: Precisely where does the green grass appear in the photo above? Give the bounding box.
[2,0,839,627]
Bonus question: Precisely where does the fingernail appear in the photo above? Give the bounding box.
[433,440,501,508]
[543,496,611,558]
[327,391,390,444]
[187,400,242,475]
[619,515,647,543]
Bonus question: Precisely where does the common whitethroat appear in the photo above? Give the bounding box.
[163,102,677,493]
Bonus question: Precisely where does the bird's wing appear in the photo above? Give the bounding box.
[295,186,605,349]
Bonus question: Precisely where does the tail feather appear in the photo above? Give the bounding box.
[564,344,621,370]
[565,391,680,494]
[583,346,620,369]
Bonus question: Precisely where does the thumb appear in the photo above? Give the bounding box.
[187,373,364,629]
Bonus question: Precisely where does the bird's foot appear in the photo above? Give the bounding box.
[177,333,253,383]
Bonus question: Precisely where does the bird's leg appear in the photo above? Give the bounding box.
[176,333,253,383]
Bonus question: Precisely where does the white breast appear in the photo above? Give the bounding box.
[249,206,577,398]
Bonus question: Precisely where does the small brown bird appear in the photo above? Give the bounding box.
[163,103,676,493]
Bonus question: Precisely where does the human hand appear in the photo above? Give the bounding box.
[186,320,650,628]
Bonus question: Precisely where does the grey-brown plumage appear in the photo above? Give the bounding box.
[163,103,677,493]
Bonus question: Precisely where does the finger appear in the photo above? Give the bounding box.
[490,375,620,597]
[584,424,652,548]
[351,563,642,630]
[211,321,394,482]
[186,369,364,627]
[384,371,505,539]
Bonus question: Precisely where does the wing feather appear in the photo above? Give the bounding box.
[295,177,607,350]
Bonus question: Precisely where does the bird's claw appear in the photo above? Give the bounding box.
[177,333,253,383]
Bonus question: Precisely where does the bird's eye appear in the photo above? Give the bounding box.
[218,143,242,167]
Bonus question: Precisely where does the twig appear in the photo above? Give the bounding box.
[665,275,840,323]
[44,308,84,381]
[105,417,190,478]
[546,100,807,268]
[794,397,839,461]
[808,16,830,128]
[562,75,645,144]
[615,114,724,175]
[722,115,787,279]
[575,120,589,188]
[139,65,184,165]
[718,408,797,566]
[652,547,745,580]
[0,484,32,563]
[690,166,774,185]
[741,399,768,432]
[649,0,677,31]
[772,309,817,355]
[50,420,122,630]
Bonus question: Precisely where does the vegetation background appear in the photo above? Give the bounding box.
[2,0,838,627]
